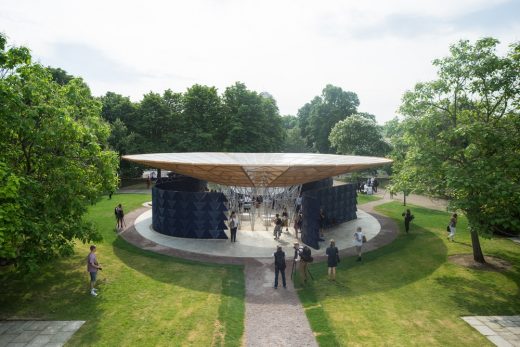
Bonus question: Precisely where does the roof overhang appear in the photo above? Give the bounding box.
[122,152,392,187]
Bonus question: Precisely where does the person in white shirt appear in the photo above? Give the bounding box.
[354,227,365,261]
[295,195,302,213]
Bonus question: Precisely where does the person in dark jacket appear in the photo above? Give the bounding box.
[402,209,414,233]
[273,246,286,289]
[325,239,339,281]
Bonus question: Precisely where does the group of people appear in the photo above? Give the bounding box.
[228,206,304,243]
[272,227,367,288]
[402,208,458,242]
[357,177,379,194]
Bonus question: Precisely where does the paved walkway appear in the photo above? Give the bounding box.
[462,316,520,347]
[244,260,318,347]
[375,188,448,211]
[133,209,381,258]
[0,321,84,347]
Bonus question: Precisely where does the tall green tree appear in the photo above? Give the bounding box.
[179,84,224,151]
[281,115,312,153]
[100,91,137,127]
[0,34,119,271]
[393,38,520,262]
[298,85,359,153]
[329,114,391,156]
[134,90,182,153]
[222,82,284,152]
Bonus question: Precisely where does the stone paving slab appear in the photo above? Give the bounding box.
[0,321,85,347]
[462,316,520,347]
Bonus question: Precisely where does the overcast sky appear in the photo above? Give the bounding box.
[1,0,518,123]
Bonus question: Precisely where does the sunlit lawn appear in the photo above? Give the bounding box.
[356,194,382,205]
[0,194,245,347]
[297,201,520,346]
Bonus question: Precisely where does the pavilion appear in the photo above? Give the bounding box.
[122,152,392,255]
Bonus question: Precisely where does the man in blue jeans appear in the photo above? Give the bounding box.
[273,246,287,289]
[87,245,102,296]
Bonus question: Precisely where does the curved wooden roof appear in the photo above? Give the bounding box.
[122,152,392,187]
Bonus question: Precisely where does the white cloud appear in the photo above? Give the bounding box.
[1,0,518,123]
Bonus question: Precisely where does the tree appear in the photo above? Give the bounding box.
[179,84,224,151]
[46,66,74,85]
[0,34,119,271]
[298,85,359,153]
[222,82,285,152]
[393,38,520,263]
[133,90,182,153]
[100,91,137,126]
[329,114,392,156]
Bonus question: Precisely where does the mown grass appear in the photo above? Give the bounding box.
[0,194,245,347]
[356,194,382,205]
[296,201,520,346]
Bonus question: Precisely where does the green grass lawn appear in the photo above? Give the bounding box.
[297,202,520,346]
[356,194,382,205]
[0,194,245,347]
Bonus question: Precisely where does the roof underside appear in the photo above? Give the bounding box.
[122,152,392,187]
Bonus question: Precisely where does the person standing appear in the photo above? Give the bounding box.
[373,178,379,193]
[354,227,365,261]
[448,213,458,241]
[229,211,239,242]
[295,195,302,213]
[273,214,283,240]
[115,204,124,230]
[293,212,303,240]
[299,246,312,284]
[402,209,414,233]
[319,209,326,239]
[326,239,339,281]
[273,246,287,289]
[282,207,289,231]
[87,245,102,296]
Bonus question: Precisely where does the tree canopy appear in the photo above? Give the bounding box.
[0,34,118,271]
[100,82,286,177]
[298,85,360,153]
[329,114,391,156]
[391,37,520,262]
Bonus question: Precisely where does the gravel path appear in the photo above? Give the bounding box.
[244,259,318,347]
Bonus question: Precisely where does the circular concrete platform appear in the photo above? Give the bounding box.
[134,209,381,259]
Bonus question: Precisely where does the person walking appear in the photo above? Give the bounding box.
[448,213,458,241]
[326,239,339,281]
[354,227,365,261]
[402,209,414,233]
[229,211,239,242]
[273,246,287,289]
[87,245,102,296]
[115,204,124,230]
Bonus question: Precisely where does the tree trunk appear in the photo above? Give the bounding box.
[403,191,407,206]
[470,228,486,263]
